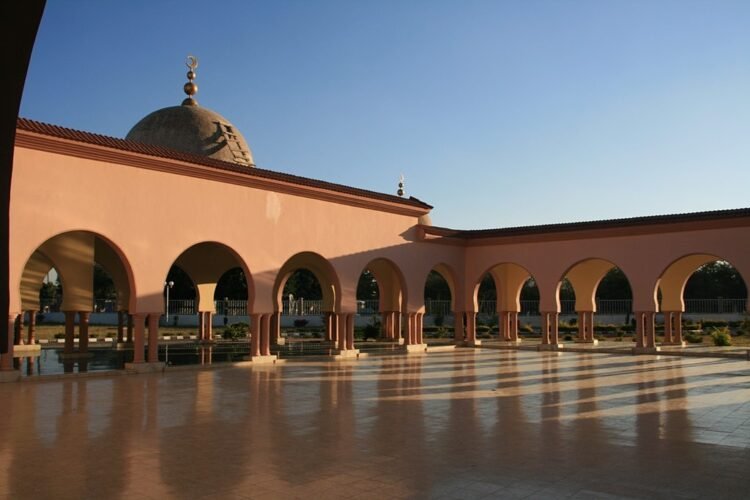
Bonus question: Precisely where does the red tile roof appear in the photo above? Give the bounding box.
[424,207,750,239]
[16,117,433,210]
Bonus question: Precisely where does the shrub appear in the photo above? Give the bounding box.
[54,332,65,339]
[520,323,534,334]
[223,322,248,340]
[711,327,732,346]
[363,317,380,339]
[477,324,491,334]
[685,331,703,344]
[293,319,309,328]
[433,314,444,327]
[563,334,572,341]
[703,320,729,329]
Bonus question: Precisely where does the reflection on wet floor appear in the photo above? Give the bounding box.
[2,350,750,499]
[15,341,411,377]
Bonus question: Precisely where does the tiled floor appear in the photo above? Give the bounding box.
[2,349,750,499]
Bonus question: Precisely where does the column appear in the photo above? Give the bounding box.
[147,313,159,363]
[117,310,125,344]
[672,311,683,344]
[14,313,23,345]
[270,311,281,345]
[576,311,596,343]
[453,312,464,343]
[633,311,658,351]
[382,311,392,340]
[394,311,402,343]
[197,311,204,341]
[337,313,348,351]
[539,311,561,350]
[126,312,133,343]
[64,311,76,354]
[132,313,146,363]
[510,311,519,341]
[415,313,424,344]
[204,312,213,341]
[250,313,261,357]
[345,313,355,350]
[324,311,337,342]
[661,311,684,345]
[548,312,560,345]
[644,311,656,348]
[260,313,271,356]
[465,312,478,345]
[78,311,90,354]
[662,311,674,344]
[26,310,37,345]
[1,314,15,371]
[588,312,595,341]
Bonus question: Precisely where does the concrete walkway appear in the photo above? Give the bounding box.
[2,349,750,498]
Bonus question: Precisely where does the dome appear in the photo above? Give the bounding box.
[126,105,254,166]
[125,56,254,167]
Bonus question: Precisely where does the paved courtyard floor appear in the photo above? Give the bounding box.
[2,349,750,499]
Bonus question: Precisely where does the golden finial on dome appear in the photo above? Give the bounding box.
[182,55,199,106]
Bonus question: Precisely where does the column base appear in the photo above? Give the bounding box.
[499,339,523,344]
[575,339,599,345]
[403,343,427,353]
[463,339,482,347]
[0,371,21,383]
[13,344,41,352]
[239,355,281,365]
[59,352,94,360]
[331,349,363,360]
[661,341,686,347]
[537,344,563,351]
[116,342,133,349]
[274,337,286,346]
[124,362,166,373]
[632,346,661,354]
[396,338,405,345]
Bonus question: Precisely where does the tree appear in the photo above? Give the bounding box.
[93,263,117,301]
[214,267,248,300]
[424,270,451,300]
[283,269,322,299]
[684,261,747,299]
[356,270,379,300]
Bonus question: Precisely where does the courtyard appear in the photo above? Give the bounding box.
[2,349,750,499]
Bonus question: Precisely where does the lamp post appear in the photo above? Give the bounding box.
[164,281,174,320]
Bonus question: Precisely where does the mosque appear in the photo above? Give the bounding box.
[3,57,750,380]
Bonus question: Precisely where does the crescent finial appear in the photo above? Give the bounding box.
[186,55,199,71]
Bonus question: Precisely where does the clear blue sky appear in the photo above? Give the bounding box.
[20,0,750,229]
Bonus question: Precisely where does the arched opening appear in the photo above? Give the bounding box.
[272,252,343,353]
[16,231,135,375]
[471,263,538,343]
[356,258,407,343]
[164,242,254,362]
[658,256,748,347]
[424,264,457,344]
[559,259,633,345]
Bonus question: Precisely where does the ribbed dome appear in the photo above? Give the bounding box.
[126,105,254,167]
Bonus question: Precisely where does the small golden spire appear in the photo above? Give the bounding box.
[182,55,199,106]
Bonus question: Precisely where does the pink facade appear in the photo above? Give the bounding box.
[4,117,750,374]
